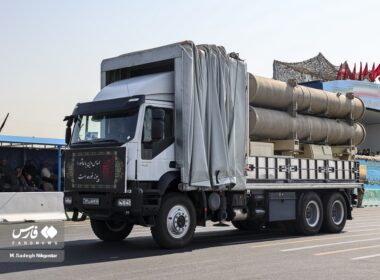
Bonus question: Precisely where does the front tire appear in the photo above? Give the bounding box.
[90,219,133,241]
[322,192,347,233]
[296,191,323,235]
[151,193,196,249]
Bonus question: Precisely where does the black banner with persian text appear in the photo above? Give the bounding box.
[64,147,126,192]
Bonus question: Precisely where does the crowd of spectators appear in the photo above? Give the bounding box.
[0,159,58,192]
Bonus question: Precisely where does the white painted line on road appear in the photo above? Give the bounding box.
[350,216,380,219]
[314,244,380,256]
[346,220,380,225]
[352,253,380,261]
[281,237,380,252]
[252,232,380,249]
[345,224,380,229]
[349,228,380,233]
[352,213,379,215]
[352,219,380,222]
[350,213,380,216]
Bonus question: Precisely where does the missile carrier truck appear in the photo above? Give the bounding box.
[63,41,365,249]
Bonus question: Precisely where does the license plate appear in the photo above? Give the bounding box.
[82,197,100,206]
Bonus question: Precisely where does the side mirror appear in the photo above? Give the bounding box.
[151,109,165,141]
[65,126,72,145]
[64,116,73,145]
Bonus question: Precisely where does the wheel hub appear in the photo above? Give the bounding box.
[331,200,344,225]
[167,205,190,239]
[176,215,186,228]
[305,200,320,228]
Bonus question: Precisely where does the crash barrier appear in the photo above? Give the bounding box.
[0,192,66,222]
[363,189,380,206]
[358,159,380,206]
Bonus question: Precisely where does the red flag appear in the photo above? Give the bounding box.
[343,62,350,79]
[369,63,376,82]
[336,63,343,79]
[350,63,356,80]
[358,62,363,80]
[363,63,369,79]
[374,64,380,78]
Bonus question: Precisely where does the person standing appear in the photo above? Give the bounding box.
[40,161,57,191]
[357,187,365,208]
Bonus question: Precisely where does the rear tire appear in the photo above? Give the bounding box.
[90,219,133,241]
[151,193,196,249]
[322,192,347,233]
[296,191,323,235]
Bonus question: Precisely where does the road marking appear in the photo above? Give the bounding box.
[350,216,380,219]
[347,220,380,225]
[349,228,380,233]
[314,244,380,256]
[345,224,380,229]
[281,237,380,252]
[346,220,380,225]
[251,232,380,249]
[351,216,379,218]
[352,253,380,261]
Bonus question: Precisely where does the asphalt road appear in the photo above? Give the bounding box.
[1,207,380,280]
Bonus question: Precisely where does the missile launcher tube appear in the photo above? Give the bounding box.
[249,107,366,146]
[249,74,365,121]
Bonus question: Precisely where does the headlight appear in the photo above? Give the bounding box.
[64,196,72,205]
[116,198,131,207]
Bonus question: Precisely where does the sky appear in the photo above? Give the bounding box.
[0,0,379,138]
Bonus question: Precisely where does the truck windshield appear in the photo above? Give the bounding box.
[71,108,139,145]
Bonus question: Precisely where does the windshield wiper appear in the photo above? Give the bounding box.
[71,139,121,146]
[72,140,93,145]
[92,138,120,143]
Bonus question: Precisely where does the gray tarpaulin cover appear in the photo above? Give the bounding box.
[178,43,247,189]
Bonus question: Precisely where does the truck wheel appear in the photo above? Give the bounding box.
[296,192,323,235]
[90,219,133,241]
[322,192,347,233]
[151,193,196,249]
[232,220,262,231]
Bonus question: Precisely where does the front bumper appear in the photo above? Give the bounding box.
[64,188,160,220]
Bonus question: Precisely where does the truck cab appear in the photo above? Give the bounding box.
[64,72,183,242]
[71,71,176,182]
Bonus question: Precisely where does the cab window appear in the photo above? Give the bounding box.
[141,107,174,159]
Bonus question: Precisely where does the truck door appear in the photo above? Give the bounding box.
[137,106,175,181]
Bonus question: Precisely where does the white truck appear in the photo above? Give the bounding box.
[63,41,364,248]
